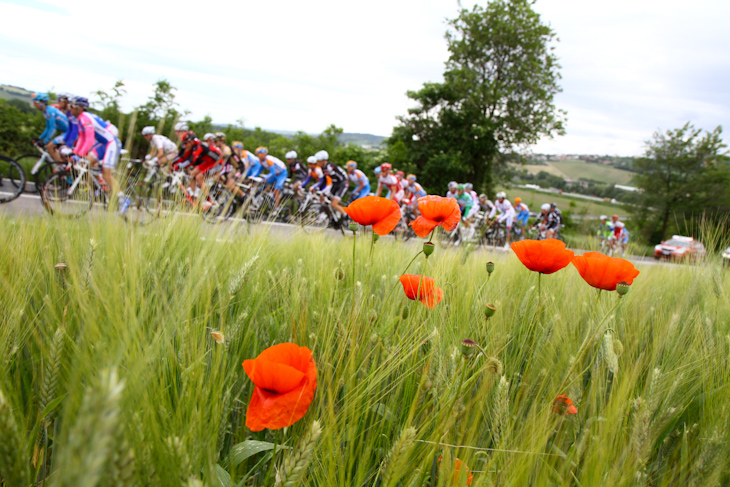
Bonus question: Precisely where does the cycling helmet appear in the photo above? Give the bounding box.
[541,203,551,211]
[464,182,473,190]
[183,131,197,144]
[380,163,392,171]
[479,193,487,200]
[31,93,49,104]
[255,147,268,155]
[174,122,189,132]
[141,126,155,136]
[285,151,297,159]
[315,150,329,161]
[448,181,458,190]
[612,214,619,220]
[203,133,215,141]
[307,156,317,164]
[71,96,90,108]
[346,160,357,168]
[550,202,557,208]
[615,221,625,228]
[232,141,243,149]
[514,197,522,204]
[406,174,416,181]
[457,184,466,191]
[600,215,607,221]
[215,131,226,140]
[57,92,72,101]
[496,191,506,199]
[374,166,382,175]
[395,170,405,178]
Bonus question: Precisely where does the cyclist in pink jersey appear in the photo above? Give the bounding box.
[375,163,404,203]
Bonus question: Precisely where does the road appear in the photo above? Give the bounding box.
[1,187,675,268]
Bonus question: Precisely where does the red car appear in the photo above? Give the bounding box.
[654,235,706,262]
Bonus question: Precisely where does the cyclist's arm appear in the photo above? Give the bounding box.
[39,116,55,144]
[63,122,78,147]
[375,182,382,197]
[488,205,497,219]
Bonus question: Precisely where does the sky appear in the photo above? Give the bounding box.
[1,0,728,156]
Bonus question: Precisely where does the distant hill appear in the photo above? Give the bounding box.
[516,158,635,185]
[0,84,34,104]
[339,133,386,148]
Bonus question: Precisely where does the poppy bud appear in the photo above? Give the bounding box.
[616,281,630,297]
[484,303,497,319]
[372,233,380,243]
[349,222,359,233]
[401,306,410,320]
[334,267,345,280]
[486,261,495,275]
[423,242,435,257]
[461,339,477,359]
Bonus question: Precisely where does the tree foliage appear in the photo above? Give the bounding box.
[389,0,565,195]
[630,123,730,243]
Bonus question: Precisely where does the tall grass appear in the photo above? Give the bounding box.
[0,213,729,486]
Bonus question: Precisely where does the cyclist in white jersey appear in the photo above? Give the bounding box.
[491,191,516,248]
[142,127,177,167]
[375,163,404,203]
[446,181,458,199]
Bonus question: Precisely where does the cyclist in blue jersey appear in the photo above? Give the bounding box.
[32,93,69,160]
[345,161,370,201]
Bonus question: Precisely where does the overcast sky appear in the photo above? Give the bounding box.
[1,0,728,156]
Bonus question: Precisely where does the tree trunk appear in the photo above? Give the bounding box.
[659,208,671,241]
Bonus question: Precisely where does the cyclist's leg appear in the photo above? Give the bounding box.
[48,135,64,162]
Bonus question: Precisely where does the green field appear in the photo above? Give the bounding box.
[1,214,728,486]
[519,159,635,185]
[499,186,625,218]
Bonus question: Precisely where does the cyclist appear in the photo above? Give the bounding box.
[478,193,495,215]
[255,147,288,207]
[536,203,561,239]
[551,202,563,226]
[597,215,613,249]
[231,141,259,178]
[464,183,480,211]
[346,161,371,201]
[32,93,69,161]
[404,174,426,207]
[312,150,348,216]
[178,131,222,200]
[491,192,516,248]
[142,126,178,168]
[297,156,323,191]
[453,184,476,243]
[69,96,128,212]
[215,132,233,166]
[375,163,404,203]
[56,93,79,155]
[174,122,189,142]
[513,197,530,238]
[286,151,307,184]
[610,220,629,256]
[446,181,458,199]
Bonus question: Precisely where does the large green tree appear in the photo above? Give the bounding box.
[631,123,729,243]
[389,0,565,195]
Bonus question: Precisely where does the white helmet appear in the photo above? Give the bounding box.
[615,221,625,228]
[541,203,551,211]
[141,126,155,136]
[307,156,317,164]
[600,215,607,221]
[496,191,506,199]
[448,181,458,190]
[174,122,188,131]
[203,133,215,141]
[315,150,329,161]
[285,151,297,159]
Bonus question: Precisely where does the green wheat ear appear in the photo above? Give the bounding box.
[381,426,417,487]
[40,326,66,425]
[0,388,29,487]
[277,420,323,487]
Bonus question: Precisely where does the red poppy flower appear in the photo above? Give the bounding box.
[242,343,317,431]
[571,252,640,291]
[511,239,575,274]
[409,195,461,238]
[438,457,474,486]
[399,274,444,309]
[553,394,578,415]
[344,196,401,235]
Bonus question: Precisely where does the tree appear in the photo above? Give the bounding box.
[389,0,565,195]
[631,123,729,242]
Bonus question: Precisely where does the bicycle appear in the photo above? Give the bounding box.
[41,158,109,217]
[0,155,26,203]
[14,141,64,194]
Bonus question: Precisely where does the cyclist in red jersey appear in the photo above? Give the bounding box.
[375,163,404,203]
[177,131,222,199]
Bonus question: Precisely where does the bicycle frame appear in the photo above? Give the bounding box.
[29,143,53,176]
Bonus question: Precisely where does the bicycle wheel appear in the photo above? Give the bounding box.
[0,156,26,203]
[13,153,42,192]
[201,185,236,224]
[42,171,92,217]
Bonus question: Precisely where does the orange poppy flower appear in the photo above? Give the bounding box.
[511,239,575,274]
[399,274,444,309]
[344,196,401,235]
[409,195,461,238]
[242,343,317,431]
[571,252,640,291]
[438,457,474,486]
[553,394,578,415]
